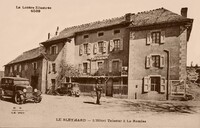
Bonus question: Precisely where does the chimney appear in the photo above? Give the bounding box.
[181,7,188,18]
[48,33,50,39]
[55,26,59,36]
[125,13,131,22]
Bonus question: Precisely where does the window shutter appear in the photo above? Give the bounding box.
[79,44,83,55]
[109,60,112,72]
[103,41,107,53]
[78,64,83,73]
[160,77,166,93]
[146,32,152,45]
[109,40,114,52]
[50,46,52,54]
[87,62,90,73]
[120,38,123,50]
[93,43,97,54]
[146,55,151,68]
[160,55,165,68]
[160,31,165,44]
[56,46,58,54]
[143,76,150,92]
[87,43,91,54]
[48,63,51,73]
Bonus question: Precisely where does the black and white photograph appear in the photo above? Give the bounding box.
[0,0,200,128]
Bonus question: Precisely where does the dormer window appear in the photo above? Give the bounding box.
[50,45,58,55]
[98,32,104,37]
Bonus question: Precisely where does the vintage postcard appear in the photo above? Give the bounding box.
[0,0,200,128]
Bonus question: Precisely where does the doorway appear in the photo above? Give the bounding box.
[31,76,38,89]
[106,79,113,96]
[150,77,160,92]
[51,79,56,91]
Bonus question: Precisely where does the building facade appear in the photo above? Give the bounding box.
[128,8,193,100]
[41,15,131,97]
[5,7,193,100]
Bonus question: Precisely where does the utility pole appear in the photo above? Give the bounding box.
[164,50,170,100]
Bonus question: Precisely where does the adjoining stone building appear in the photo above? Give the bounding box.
[4,47,47,93]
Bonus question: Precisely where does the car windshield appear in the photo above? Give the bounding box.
[14,80,29,85]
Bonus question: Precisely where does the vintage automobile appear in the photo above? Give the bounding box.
[56,82,80,97]
[0,77,42,104]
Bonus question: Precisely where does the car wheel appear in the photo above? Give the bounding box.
[34,96,42,103]
[75,92,80,97]
[14,94,24,104]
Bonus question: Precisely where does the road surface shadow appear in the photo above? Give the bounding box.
[1,97,14,104]
[83,101,96,105]
[1,97,36,105]
[121,100,197,114]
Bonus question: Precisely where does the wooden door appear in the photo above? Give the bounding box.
[106,79,113,96]
[31,76,38,89]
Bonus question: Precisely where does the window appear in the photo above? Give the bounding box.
[83,44,88,54]
[112,60,119,72]
[24,64,28,70]
[83,63,88,73]
[98,32,104,37]
[33,62,37,70]
[109,39,123,52]
[10,67,13,73]
[146,55,165,68]
[151,32,161,44]
[19,65,21,72]
[52,63,56,73]
[152,55,160,68]
[114,29,120,34]
[146,31,165,45]
[143,76,166,93]
[150,77,160,92]
[98,42,104,53]
[113,39,120,51]
[97,62,103,69]
[83,34,89,39]
[14,65,17,71]
[50,45,58,55]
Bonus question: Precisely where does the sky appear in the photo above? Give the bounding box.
[0,0,199,71]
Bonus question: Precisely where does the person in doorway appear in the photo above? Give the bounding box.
[95,79,103,105]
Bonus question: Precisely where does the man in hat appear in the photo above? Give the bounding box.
[95,79,103,104]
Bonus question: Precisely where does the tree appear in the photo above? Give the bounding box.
[56,60,81,87]
[187,67,199,83]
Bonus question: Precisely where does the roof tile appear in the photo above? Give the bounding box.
[6,47,44,65]
[42,8,192,44]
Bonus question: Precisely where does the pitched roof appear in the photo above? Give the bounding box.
[42,7,193,44]
[42,16,125,43]
[6,47,44,65]
[130,8,192,27]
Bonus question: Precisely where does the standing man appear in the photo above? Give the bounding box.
[95,79,103,105]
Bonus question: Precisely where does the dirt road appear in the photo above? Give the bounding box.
[0,95,200,128]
